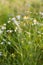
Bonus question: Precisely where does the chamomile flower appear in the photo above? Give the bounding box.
[33,19,38,25]
[8,21,11,23]
[3,23,6,26]
[6,30,13,33]
[12,17,19,26]
[8,42,11,45]
[39,12,43,16]
[0,52,2,56]
[1,42,4,44]
[1,26,6,30]
[16,15,21,20]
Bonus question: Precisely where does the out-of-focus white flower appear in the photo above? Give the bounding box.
[14,20,19,26]
[6,30,13,33]
[12,17,19,26]
[3,39,6,42]
[9,30,13,33]
[0,29,3,34]
[8,42,11,45]
[3,23,6,26]
[8,21,11,23]
[9,18,11,20]
[33,19,38,25]
[16,15,21,20]
[1,42,4,44]
[12,17,16,21]
[39,12,43,16]
[37,31,41,34]
[28,41,32,44]
[1,26,6,30]
[15,27,18,32]
[0,52,2,56]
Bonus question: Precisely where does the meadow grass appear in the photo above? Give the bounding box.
[0,0,43,65]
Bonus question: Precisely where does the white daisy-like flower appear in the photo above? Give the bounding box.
[12,17,19,26]
[9,30,13,33]
[1,26,6,30]
[8,42,11,45]
[6,30,13,33]
[16,15,21,20]
[33,19,38,25]
[3,23,6,26]
[0,52,2,56]
[8,21,11,23]
[1,42,4,44]
[39,12,43,16]
[12,17,16,21]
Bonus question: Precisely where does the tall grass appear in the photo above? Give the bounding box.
[0,0,43,65]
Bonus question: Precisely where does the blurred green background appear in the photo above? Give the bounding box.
[0,0,43,24]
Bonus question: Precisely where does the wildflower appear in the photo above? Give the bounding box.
[1,42,4,44]
[16,15,21,20]
[3,23,6,26]
[6,30,13,33]
[8,42,11,45]
[12,17,16,21]
[1,26,6,30]
[8,21,11,23]
[0,52,2,56]
[39,12,43,16]
[33,19,38,25]
[3,39,6,42]
[23,16,29,20]
[12,17,19,26]
[0,29,3,34]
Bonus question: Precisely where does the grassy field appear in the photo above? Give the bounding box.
[0,0,43,65]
